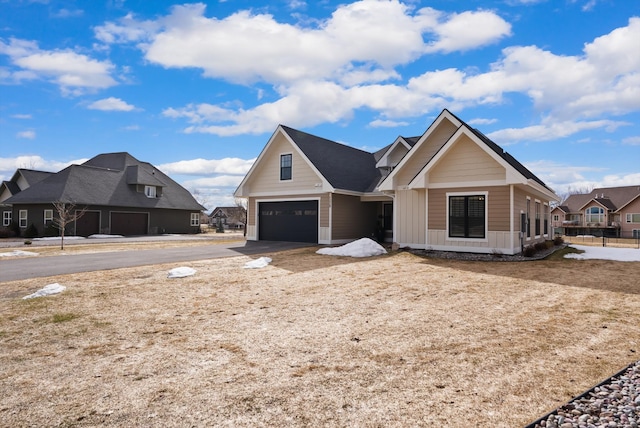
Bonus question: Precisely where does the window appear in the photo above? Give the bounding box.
[535,201,541,236]
[144,186,157,198]
[633,229,640,238]
[553,214,559,222]
[448,195,485,239]
[19,210,27,228]
[280,154,292,180]
[585,206,604,223]
[2,211,11,226]
[626,213,640,223]
[190,213,200,227]
[44,209,53,225]
[544,204,549,235]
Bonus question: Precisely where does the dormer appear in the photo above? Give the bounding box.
[375,136,417,171]
[126,165,167,198]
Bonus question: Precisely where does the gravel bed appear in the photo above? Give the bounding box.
[406,244,564,262]
[528,360,640,428]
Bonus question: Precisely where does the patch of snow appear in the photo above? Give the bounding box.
[565,245,640,262]
[23,283,66,299]
[316,238,387,258]
[244,257,272,269]
[575,235,596,238]
[0,250,39,257]
[88,234,124,239]
[167,267,197,278]
[33,236,86,241]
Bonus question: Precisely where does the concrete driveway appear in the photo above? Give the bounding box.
[0,239,314,282]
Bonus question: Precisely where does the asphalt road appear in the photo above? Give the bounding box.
[0,240,313,282]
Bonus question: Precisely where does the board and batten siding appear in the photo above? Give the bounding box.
[331,194,378,241]
[244,132,323,195]
[429,135,506,184]
[395,189,426,245]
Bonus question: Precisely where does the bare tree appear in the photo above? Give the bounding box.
[558,185,595,204]
[52,201,87,250]
[234,197,248,236]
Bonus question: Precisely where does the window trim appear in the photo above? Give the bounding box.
[190,212,200,227]
[19,210,27,228]
[2,211,11,227]
[585,206,604,224]
[526,197,531,239]
[280,153,292,181]
[446,191,488,241]
[44,209,53,225]
[626,213,640,223]
[535,200,541,237]
[144,185,157,198]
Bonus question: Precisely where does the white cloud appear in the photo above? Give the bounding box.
[16,130,36,139]
[0,156,88,181]
[421,8,512,53]
[0,37,117,95]
[52,8,83,18]
[487,119,628,145]
[182,175,245,188]
[622,136,640,146]
[97,2,509,87]
[369,119,409,128]
[11,114,32,119]
[158,157,255,175]
[87,97,136,111]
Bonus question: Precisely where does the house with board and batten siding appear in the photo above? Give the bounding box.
[234,109,559,255]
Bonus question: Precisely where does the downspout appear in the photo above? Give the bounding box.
[509,184,514,254]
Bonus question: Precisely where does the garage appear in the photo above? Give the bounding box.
[111,212,148,236]
[75,211,100,236]
[258,200,318,243]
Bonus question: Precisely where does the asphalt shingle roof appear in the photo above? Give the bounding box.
[562,186,640,212]
[281,125,382,193]
[4,152,203,211]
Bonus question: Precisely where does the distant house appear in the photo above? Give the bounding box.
[551,186,640,238]
[2,152,205,237]
[235,109,559,254]
[208,206,246,230]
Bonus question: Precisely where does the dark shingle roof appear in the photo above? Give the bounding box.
[4,152,203,211]
[16,169,54,186]
[280,125,381,193]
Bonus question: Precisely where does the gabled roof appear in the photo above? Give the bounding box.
[4,152,204,211]
[209,206,246,218]
[280,125,381,193]
[562,186,640,213]
[14,169,54,186]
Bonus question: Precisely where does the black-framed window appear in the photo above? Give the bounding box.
[535,201,541,236]
[526,199,531,238]
[280,154,292,180]
[449,195,485,239]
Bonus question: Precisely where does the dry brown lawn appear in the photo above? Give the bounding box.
[0,242,639,427]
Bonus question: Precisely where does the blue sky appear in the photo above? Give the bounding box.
[1,0,639,211]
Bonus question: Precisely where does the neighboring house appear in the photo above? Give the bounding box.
[234,109,559,254]
[551,186,640,238]
[208,206,246,230]
[1,169,54,228]
[3,152,205,237]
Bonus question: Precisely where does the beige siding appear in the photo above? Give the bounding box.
[395,121,457,186]
[427,186,510,231]
[331,194,378,240]
[245,133,323,194]
[395,189,426,245]
[621,197,640,237]
[513,186,547,245]
[429,135,505,184]
[424,186,517,253]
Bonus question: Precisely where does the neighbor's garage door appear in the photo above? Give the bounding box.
[111,212,148,236]
[259,200,318,243]
[75,211,100,236]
